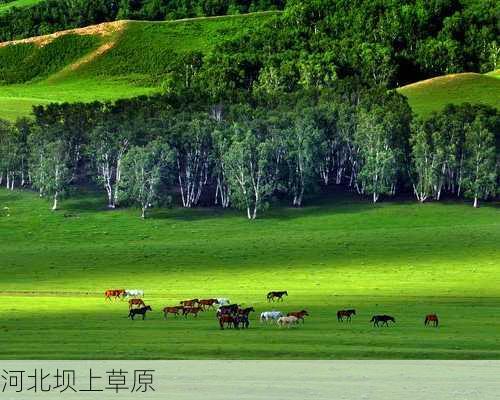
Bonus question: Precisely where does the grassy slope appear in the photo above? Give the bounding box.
[398,71,500,118]
[0,13,275,121]
[0,0,44,14]
[0,188,499,359]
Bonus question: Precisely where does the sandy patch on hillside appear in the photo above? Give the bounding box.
[0,20,128,48]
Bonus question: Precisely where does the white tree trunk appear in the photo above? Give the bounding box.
[473,196,478,208]
[52,192,58,211]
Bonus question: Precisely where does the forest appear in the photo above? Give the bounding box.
[0,85,497,219]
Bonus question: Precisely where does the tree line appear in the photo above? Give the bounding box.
[0,88,497,218]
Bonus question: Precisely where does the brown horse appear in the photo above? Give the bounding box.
[199,299,219,310]
[128,298,146,309]
[182,306,203,317]
[219,314,238,330]
[163,306,183,319]
[425,314,439,327]
[337,309,356,322]
[105,289,125,301]
[238,307,255,316]
[267,291,288,302]
[180,299,199,307]
[287,310,309,323]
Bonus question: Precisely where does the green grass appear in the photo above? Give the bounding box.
[0,188,499,359]
[398,72,500,118]
[0,0,44,14]
[0,13,277,121]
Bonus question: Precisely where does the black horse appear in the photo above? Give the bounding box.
[236,315,250,329]
[337,309,356,322]
[216,304,239,318]
[128,306,152,320]
[370,315,395,327]
[267,291,288,302]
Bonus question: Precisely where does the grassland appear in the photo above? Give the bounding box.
[0,13,276,121]
[0,188,499,359]
[0,0,44,14]
[398,72,500,118]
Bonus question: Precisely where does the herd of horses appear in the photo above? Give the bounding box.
[107,289,440,328]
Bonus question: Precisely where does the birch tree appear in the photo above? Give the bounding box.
[223,122,276,220]
[88,120,131,208]
[462,118,497,208]
[282,116,319,206]
[171,116,212,208]
[212,125,231,208]
[410,122,440,202]
[119,141,171,218]
[30,140,70,211]
[355,109,398,203]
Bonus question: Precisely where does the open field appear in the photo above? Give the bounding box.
[398,71,500,118]
[0,189,499,359]
[0,13,276,121]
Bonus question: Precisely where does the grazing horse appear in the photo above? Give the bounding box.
[105,289,125,301]
[219,314,238,330]
[337,309,356,322]
[199,299,219,310]
[182,306,203,318]
[277,315,299,328]
[128,298,146,309]
[425,314,439,327]
[260,311,283,323]
[216,298,231,306]
[287,310,309,323]
[370,315,396,327]
[180,299,199,307]
[267,291,288,302]
[128,306,152,320]
[238,307,255,316]
[163,306,183,319]
[216,304,239,318]
[124,289,144,298]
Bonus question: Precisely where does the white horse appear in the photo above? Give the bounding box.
[216,298,230,306]
[277,315,299,328]
[260,311,283,323]
[124,289,144,298]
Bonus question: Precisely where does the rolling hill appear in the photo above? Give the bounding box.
[0,12,276,121]
[0,0,44,14]
[398,71,500,118]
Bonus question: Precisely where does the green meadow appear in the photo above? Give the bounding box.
[0,13,277,121]
[0,0,44,14]
[0,188,499,359]
[398,72,500,118]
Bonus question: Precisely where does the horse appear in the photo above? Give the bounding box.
[337,309,356,322]
[267,291,288,302]
[124,289,144,298]
[182,306,203,318]
[216,304,239,318]
[180,299,199,307]
[424,314,439,327]
[216,298,231,306]
[287,310,309,323]
[260,311,283,323]
[163,306,183,319]
[277,315,299,328]
[128,298,146,309]
[105,289,125,301]
[370,315,396,327]
[238,307,255,316]
[199,299,219,310]
[236,315,249,329]
[128,306,152,320]
[219,314,238,330]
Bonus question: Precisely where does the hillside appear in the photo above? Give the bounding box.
[0,12,276,121]
[398,72,500,118]
[0,0,43,14]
